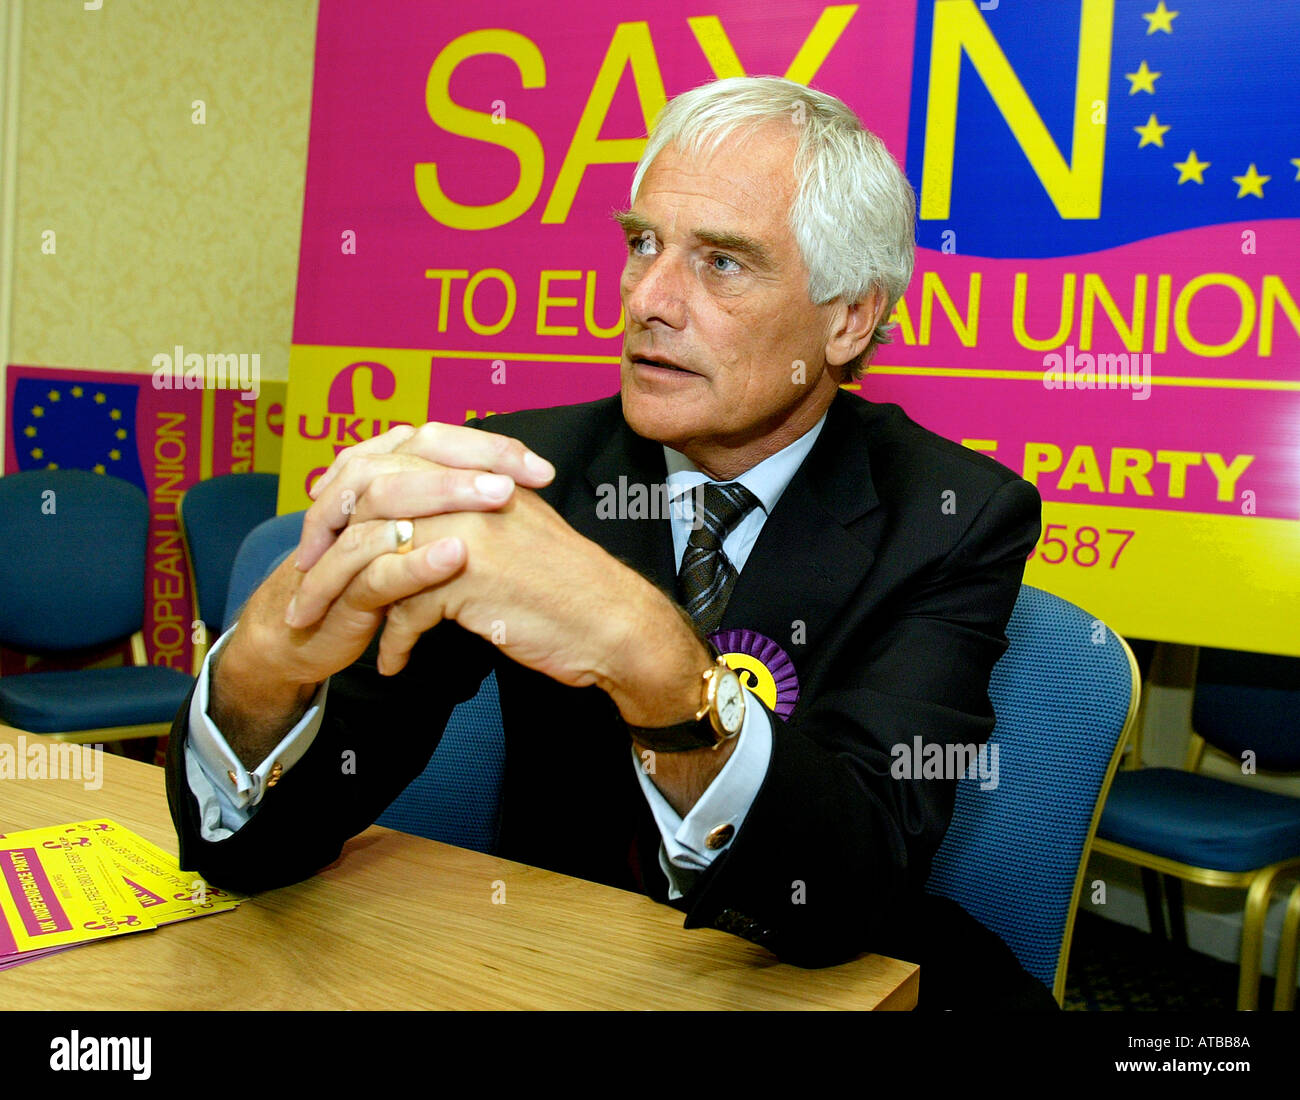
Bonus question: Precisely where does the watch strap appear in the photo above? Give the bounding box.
[626,652,740,753]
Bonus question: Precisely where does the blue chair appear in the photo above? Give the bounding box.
[225,512,506,852]
[1093,647,1300,1009]
[178,472,279,672]
[374,670,505,853]
[1276,881,1300,1011]
[222,510,305,632]
[926,585,1139,1005]
[0,470,195,743]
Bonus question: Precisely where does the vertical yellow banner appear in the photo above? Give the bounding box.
[280,345,434,512]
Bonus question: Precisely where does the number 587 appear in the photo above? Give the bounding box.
[1028,525,1134,568]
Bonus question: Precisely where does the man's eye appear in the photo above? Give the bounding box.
[710,254,741,273]
[629,235,658,256]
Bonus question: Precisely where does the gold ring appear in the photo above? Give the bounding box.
[393,519,415,554]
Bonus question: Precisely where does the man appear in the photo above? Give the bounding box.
[167,77,1048,1008]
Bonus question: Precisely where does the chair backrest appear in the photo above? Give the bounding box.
[925,584,1138,998]
[222,510,305,632]
[1193,648,1300,771]
[226,511,506,852]
[0,469,149,651]
[179,473,280,633]
[375,670,505,853]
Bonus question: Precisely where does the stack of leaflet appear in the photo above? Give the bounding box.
[0,818,242,969]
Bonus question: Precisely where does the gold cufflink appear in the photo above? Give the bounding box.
[705,824,735,850]
[227,761,282,788]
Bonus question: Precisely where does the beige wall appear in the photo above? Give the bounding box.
[4,0,317,445]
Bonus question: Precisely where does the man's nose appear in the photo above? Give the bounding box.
[622,252,689,330]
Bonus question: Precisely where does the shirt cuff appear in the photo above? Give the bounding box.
[184,627,329,841]
[631,690,773,900]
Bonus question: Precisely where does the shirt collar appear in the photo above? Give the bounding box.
[661,411,829,516]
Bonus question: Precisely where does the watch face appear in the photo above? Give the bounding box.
[715,669,745,734]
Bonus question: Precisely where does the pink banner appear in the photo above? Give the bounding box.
[5,366,286,675]
[286,1,1300,651]
[294,0,916,361]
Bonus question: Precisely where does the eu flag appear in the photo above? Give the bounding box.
[906,0,1300,257]
[12,378,146,491]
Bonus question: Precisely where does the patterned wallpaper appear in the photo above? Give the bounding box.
[11,0,316,381]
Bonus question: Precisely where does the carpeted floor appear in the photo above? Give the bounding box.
[1064,911,1287,1010]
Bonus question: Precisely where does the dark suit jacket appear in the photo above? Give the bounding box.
[166,390,1044,1001]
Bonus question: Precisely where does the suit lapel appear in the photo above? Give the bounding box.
[573,394,884,656]
[576,419,679,596]
[724,392,884,655]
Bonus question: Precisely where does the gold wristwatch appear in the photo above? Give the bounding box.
[628,653,745,752]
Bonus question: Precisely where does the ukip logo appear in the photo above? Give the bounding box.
[709,629,800,718]
[299,360,414,495]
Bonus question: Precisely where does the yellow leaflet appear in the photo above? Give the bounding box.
[2,819,243,927]
[0,832,154,955]
[92,825,243,924]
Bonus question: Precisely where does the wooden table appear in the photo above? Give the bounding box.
[0,726,918,1009]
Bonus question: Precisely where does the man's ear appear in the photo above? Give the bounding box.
[824,290,887,371]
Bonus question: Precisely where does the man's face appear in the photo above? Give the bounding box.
[616,125,846,479]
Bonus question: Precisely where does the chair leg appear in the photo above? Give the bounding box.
[1239,868,1291,1010]
[1141,868,1167,939]
[1164,875,1188,951]
[1275,884,1300,1012]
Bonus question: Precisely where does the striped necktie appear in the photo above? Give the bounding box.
[678,481,760,635]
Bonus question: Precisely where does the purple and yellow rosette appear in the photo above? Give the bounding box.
[708,629,800,718]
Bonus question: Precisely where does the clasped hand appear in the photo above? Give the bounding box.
[268,422,707,728]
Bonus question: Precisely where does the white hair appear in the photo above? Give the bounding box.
[630,77,916,377]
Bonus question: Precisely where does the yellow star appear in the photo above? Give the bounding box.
[93,464,106,475]
[1173,150,1210,184]
[1143,2,1178,34]
[23,425,36,437]
[94,392,105,403]
[115,428,127,440]
[1135,114,1170,148]
[48,389,61,402]
[1126,61,1160,95]
[30,447,43,459]
[1232,163,1269,198]
[1291,158,1300,181]
[31,405,43,417]
[71,385,83,397]
[110,409,122,420]
[109,449,121,461]
[46,462,58,470]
